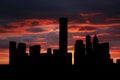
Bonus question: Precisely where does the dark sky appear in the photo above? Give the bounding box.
[0,0,120,19]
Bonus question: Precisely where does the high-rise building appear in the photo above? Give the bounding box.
[17,43,27,65]
[74,40,85,66]
[29,45,41,57]
[47,48,52,55]
[18,43,26,54]
[93,35,99,51]
[59,18,68,54]
[98,43,111,64]
[9,41,16,65]
[86,35,92,56]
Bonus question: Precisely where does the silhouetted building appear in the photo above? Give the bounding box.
[9,41,17,66]
[59,18,68,54]
[93,35,99,64]
[93,35,99,51]
[86,35,92,55]
[74,40,85,66]
[17,43,27,65]
[53,49,60,55]
[97,43,111,64]
[116,59,120,65]
[29,45,41,65]
[30,45,41,57]
[47,48,52,55]
[86,35,93,64]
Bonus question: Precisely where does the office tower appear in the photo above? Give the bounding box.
[98,43,111,64]
[29,45,41,57]
[29,45,41,65]
[93,35,99,64]
[93,35,99,51]
[59,18,68,54]
[86,35,92,56]
[9,41,16,65]
[17,43,27,65]
[74,40,85,66]
[47,48,52,55]
[116,59,120,65]
[86,35,93,64]
[18,43,26,54]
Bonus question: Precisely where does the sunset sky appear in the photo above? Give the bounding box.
[0,0,120,64]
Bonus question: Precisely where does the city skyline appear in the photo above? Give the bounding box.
[0,0,120,64]
[8,18,115,66]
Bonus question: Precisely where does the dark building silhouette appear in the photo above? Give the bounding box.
[93,35,99,52]
[59,18,68,54]
[17,43,26,54]
[53,49,60,55]
[57,18,72,65]
[9,41,17,66]
[47,48,52,55]
[116,59,120,65]
[74,40,85,66]
[93,35,99,64]
[86,35,92,55]
[29,45,41,57]
[97,43,111,64]
[17,43,27,65]
[29,45,41,65]
[86,35,93,64]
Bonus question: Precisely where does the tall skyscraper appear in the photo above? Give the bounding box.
[74,40,85,66]
[93,35,99,51]
[17,43,27,65]
[59,18,68,54]
[47,48,52,55]
[29,45,41,57]
[98,43,111,64]
[9,41,16,65]
[86,35,92,56]
[18,43,26,54]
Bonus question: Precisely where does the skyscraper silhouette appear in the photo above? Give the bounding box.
[29,45,41,65]
[93,35,99,51]
[47,48,52,55]
[9,41,16,66]
[93,35,99,64]
[59,18,68,54]
[17,43,26,54]
[98,43,111,64]
[86,35,92,56]
[17,43,27,65]
[29,45,41,57]
[74,40,85,66]
[86,35,93,64]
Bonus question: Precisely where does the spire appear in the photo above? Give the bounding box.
[93,34,98,44]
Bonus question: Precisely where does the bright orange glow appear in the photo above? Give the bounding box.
[110,50,120,63]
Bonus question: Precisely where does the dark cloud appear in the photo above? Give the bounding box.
[0,25,17,29]
[0,39,9,49]
[106,26,120,34]
[31,21,39,27]
[0,0,120,19]
[26,27,47,33]
[79,26,96,31]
